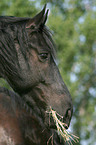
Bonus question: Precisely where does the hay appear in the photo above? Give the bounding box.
[46,107,79,145]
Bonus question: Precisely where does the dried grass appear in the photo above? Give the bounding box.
[46,107,79,145]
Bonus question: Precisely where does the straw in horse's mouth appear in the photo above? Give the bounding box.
[46,106,79,145]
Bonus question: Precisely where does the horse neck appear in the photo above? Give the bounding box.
[21,88,47,128]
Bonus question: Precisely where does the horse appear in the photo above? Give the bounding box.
[0,5,73,145]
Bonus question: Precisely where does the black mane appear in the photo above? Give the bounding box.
[0,16,30,23]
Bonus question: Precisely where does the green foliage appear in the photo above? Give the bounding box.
[0,0,96,145]
[45,1,96,145]
[0,0,38,17]
[0,78,12,90]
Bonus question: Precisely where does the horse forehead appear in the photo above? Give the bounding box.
[29,33,49,51]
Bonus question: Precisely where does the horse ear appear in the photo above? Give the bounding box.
[26,4,49,29]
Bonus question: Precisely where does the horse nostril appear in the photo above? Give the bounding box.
[64,108,72,128]
[64,109,72,124]
[67,109,72,119]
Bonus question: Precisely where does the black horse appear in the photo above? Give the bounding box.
[0,5,73,145]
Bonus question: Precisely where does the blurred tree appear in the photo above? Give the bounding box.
[41,0,96,145]
[0,0,96,145]
[0,0,37,16]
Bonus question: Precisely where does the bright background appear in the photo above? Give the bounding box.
[0,0,96,145]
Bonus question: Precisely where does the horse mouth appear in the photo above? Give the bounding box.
[50,123,68,131]
[46,107,69,130]
[49,120,68,130]
[46,107,79,144]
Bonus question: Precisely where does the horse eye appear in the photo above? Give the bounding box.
[39,53,49,60]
